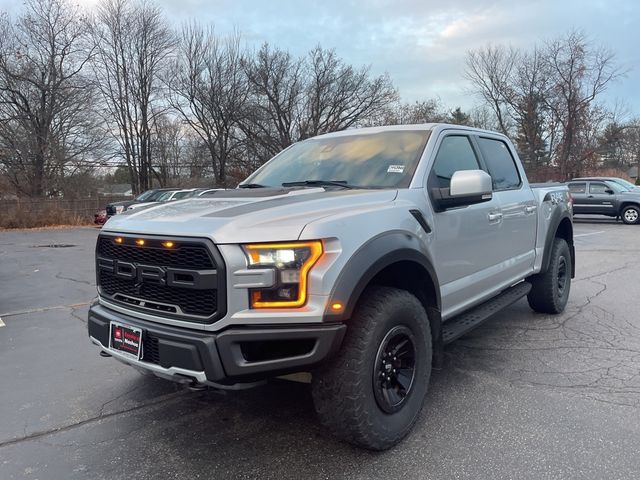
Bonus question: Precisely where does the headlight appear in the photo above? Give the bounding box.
[242,241,323,308]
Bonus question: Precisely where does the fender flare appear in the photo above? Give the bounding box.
[323,231,441,322]
[540,210,575,277]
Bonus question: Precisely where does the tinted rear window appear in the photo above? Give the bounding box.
[477,137,521,190]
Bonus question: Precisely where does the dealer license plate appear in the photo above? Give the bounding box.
[109,321,143,360]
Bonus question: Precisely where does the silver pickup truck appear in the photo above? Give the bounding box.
[88,124,574,450]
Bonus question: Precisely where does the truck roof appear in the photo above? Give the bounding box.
[313,123,508,140]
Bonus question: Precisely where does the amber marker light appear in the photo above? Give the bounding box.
[330,302,344,312]
[114,237,124,244]
[135,239,145,246]
[162,241,175,248]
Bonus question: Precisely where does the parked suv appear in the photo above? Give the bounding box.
[89,124,574,450]
[568,179,640,224]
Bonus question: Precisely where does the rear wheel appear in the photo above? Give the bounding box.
[527,238,571,314]
[621,205,640,225]
[312,286,432,450]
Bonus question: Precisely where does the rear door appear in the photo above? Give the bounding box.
[567,182,588,213]
[585,181,617,214]
[427,133,504,319]
[474,135,537,278]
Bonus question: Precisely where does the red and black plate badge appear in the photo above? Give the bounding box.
[109,321,143,360]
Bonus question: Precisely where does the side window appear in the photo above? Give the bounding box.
[477,137,521,190]
[568,183,586,194]
[431,135,480,189]
[589,182,609,194]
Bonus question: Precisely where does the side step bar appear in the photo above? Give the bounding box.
[442,281,532,344]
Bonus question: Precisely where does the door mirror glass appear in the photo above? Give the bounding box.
[605,189,614,194]
[432,169,493,211]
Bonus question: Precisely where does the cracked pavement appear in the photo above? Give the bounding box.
[1,221,639,479]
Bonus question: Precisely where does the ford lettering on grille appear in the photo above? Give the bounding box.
[97,258,217,290]
[95,235,224,322]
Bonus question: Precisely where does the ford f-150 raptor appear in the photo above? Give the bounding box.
[88,124,574,450]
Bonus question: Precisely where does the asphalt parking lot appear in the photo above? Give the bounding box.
[1,219,639,479]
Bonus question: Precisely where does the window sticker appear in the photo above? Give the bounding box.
[387,165,405,174]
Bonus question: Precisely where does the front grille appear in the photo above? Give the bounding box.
[96,234,225,323]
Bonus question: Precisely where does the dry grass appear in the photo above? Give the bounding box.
[0,204,94,230]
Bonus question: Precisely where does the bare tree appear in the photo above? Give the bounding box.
[301,46,397,137]
[166,24,248,186]
[0,0,97,197]
[241,44,397,164]
[372,99,447,126]
[90,0,174,194]
[465,45,517,135]
[151,113,184,186]
[542,32,623,178]
[241,42,305,162]
[466,33,623,179]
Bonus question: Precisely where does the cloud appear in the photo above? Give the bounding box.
[0,0,636,113]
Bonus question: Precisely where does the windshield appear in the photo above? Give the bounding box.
[243,130,431,189]
[172,191,193,200]
[612,178,636,190]
[606,181,628,193]
[156,191,175,201]
[135,190,156,201]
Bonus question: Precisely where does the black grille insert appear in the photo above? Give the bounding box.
[143,333,161,365]
[96,234,224,323]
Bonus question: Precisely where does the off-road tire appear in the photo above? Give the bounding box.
[621,205,640,225]
[311,286,432,450]
[527,238,571,314]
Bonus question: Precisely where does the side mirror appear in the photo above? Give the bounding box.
[431,169,493,211]
[605,189,614,195]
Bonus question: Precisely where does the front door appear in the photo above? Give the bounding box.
[427,133,504,320]
[585,181,616,214]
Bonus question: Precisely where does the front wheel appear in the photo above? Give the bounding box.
[527,238,572,314]
[621,205,640,225]
[311,286,432,450]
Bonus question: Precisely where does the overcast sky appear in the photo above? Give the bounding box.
[3,0,639,115]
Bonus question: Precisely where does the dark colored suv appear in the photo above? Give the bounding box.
[567,179,640,224]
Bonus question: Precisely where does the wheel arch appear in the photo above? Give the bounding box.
[620,202,640,215]
[324,232,443,363]
[541,212,575,278]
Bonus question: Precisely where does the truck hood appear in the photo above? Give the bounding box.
[103,187,398,243]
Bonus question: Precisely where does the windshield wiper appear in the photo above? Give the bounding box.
[282,180,355,189]
[238,183,268,189]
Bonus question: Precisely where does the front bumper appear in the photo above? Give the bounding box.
[88,303,346,386]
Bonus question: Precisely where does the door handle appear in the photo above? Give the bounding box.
[488,212,503,222]
[524,205,537,214]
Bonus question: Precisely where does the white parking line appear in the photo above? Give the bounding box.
[574,231,605,238]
